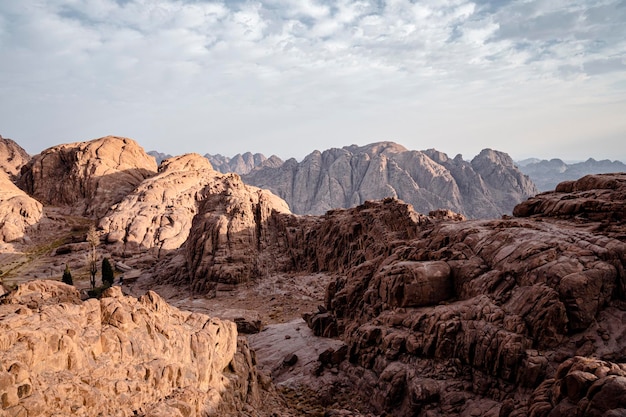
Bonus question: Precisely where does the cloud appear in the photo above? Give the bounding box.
[0,0,624,161]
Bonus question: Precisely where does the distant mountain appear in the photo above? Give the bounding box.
[518,157,626,191]
[205,152,283,175]
[147,151,173,165]
[242,142,537,219]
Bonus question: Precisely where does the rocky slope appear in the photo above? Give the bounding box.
[154,172,625,416]
[0,170,43,243]
[206,152,283,175]
[99,153,290,257]
[0,135,30,180]
[242,142,536,218]
[518,157,626,191]
[18,136,157,217]
[0,280,260,417]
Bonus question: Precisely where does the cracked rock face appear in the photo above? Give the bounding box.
[18,136,157,218]
[0,280,259,417]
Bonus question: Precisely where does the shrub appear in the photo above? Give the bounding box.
[102,258,114,288]
[62,264,73,285]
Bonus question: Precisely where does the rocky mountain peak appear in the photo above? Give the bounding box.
[342,141,408,156]
[18,136,157,218]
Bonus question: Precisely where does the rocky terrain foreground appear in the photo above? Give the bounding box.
[1,134,625,416]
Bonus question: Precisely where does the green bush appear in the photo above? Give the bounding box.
[62,264,73,285]
[102,258,114,288]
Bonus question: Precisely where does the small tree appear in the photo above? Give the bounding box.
[87,225,99,289]
[62,264,73,285]
[102,258,114,288]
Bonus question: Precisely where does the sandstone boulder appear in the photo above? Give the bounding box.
[18,136,157,217]
[0,135,30,180]
[0,280,259,417]
[0,170,43,242]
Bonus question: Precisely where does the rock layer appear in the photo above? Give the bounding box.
[243,142,537,218]
[18,136,157,217]
[0,280,259,417]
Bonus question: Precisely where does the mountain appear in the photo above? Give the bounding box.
[205,152,284,175]
[518,157,626,191]
[242,142,537,218]
[147,150,173,165]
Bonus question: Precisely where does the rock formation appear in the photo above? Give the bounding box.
[514,173,626,241]
[158,168,625,415]
[206,152,283,175]
[99,153,290,258]
[147,150,173,165]
[0,280,260,417]
[518,157,626,191]
[0,135,30,180]
[242,142,537,218]
[18,136,157,217]
[0,170,43,243]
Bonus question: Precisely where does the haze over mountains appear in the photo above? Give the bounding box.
[517,157,626,191]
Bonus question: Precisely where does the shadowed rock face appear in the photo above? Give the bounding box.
[0,170,43,243]
[18,136,157,218]
[242,142,537,218]
[0,280,259,417]
[0,135,30,180]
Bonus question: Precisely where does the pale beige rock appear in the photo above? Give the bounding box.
[0,170,43,242]
[0,280,258,417]
[18,136,157,217]
[100,153,291,259]
[0,135,30,179]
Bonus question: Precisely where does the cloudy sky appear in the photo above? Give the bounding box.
[1,0,625,162]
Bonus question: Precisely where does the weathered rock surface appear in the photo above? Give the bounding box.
[130,163,624,416]
[242,142,537,218]
[18,136,157,217]
[0,135,30,180]
[0,170,43,243]
[100,153,291,261]
[514,173,626,241]
[0,280,260,417]
[206,152,283,175]
[518,157,626,191]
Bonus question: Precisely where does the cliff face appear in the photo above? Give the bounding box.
[0,280,259,417]
[242,142,537,218]
[18,136,157,218]
[205,152,283,175]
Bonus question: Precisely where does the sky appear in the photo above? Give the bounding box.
[1,0,625,162]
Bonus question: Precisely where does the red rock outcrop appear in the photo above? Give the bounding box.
[18,136,157,217]
[0,170,43,243]
[0,135,30,180]
[514,173,626,240]
[0,280,260,417]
